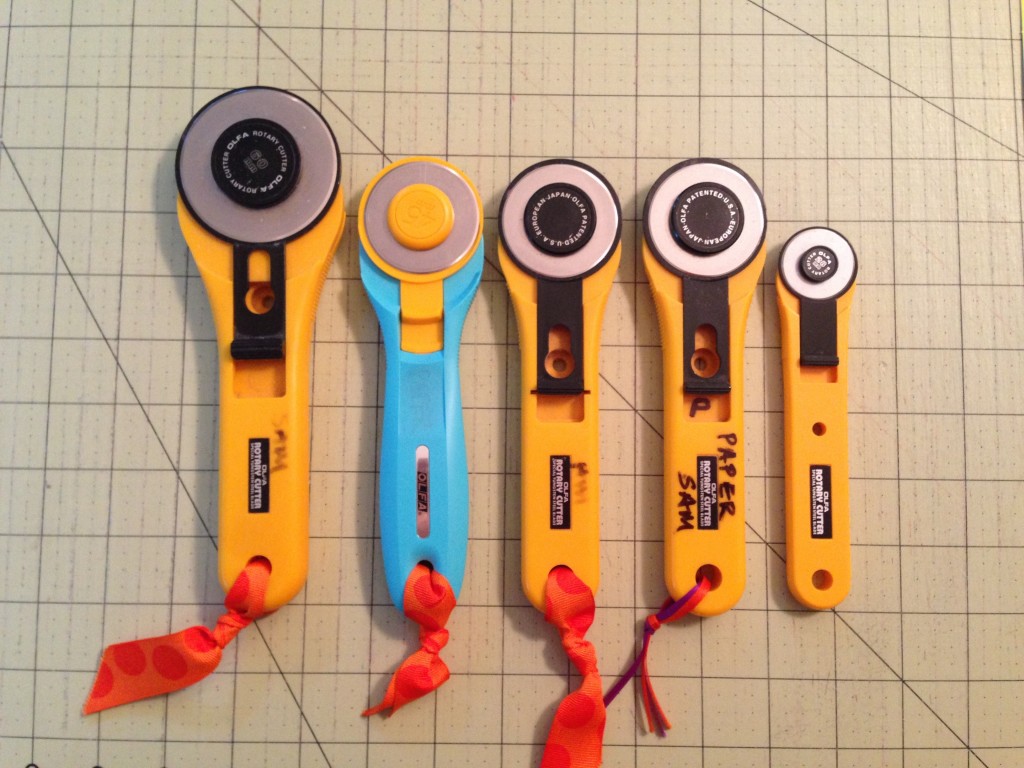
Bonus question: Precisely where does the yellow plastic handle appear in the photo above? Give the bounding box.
[178,194,345,611]
[777,278,855,609]
[500,243,620,611]
[643,242,765,616]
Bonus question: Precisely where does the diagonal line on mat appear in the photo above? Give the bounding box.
[1,143,215,542]
[600,371,668,447]
[740,464,987,763]
[224,0,513,277]
[0,142,335,768]
[227,0,388,159]
[753,506,990,764]
[748,0,1023,160]
[620,350,988,763]
[745,4,997,762]
[834,611,990,767]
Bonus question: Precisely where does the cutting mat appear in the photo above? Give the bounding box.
[1,1,1022,766]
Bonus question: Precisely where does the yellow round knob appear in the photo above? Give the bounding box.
[387,183,455,250]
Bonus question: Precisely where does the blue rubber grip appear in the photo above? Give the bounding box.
[359,243,484,610]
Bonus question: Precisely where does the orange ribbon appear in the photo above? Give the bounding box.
[540,566,606,768]
[83,557,271,715]
[363,563,456,717]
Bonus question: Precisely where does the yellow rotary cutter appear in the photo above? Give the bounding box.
[498,159,621,610]
[777,228,857,609]
[642,159,766,616]
[176,87,344,611]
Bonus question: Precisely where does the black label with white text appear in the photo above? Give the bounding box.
[696,456,718,530]
[550,455,571,529]
[249,438,270,512]
[810,464,832,538]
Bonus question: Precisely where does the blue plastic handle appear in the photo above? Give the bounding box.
[359,242,484,609]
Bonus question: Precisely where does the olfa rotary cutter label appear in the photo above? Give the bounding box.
[359,158,483,716]
[498,159,621,610]
[643,159,766,616]
[777,228,858,609]
[499,160,621,765]
[84,87,343,714]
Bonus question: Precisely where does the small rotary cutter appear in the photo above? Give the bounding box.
[499,160,621,763]
[642,159,766,616]
[776,228,857,609]
[359,158,483,716]
[84,87,343,714]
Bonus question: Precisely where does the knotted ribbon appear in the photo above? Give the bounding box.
[363,563,456,716]
[603,577,710,736]
[84,557,271,714]
[540,566,606,768]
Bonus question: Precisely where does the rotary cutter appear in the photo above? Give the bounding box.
[84,87,343,714]
[359,157,483,608]
[643,159,766,616]
[499,160,620,763]
[498,159,621,610]
[177,86,343,610]
[358,158,482,716]
[777,228,857,609]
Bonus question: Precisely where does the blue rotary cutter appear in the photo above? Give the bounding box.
[358,157,483,609]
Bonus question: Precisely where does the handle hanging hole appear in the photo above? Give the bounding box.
[812,569,833,590]
[695,563,722,590]
[812,422,827,436]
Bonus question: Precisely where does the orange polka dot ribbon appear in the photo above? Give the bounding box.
[83,557,271,715]
[603,576,710,737]
[363,563,456,717]
[540,566,606,768]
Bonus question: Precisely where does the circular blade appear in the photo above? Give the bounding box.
[176,87,340,244]
[499,159,621,281]
[644,159,766,279]
[361,160,481,275]
[779,227,857,301]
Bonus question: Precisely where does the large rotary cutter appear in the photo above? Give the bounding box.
[84,87,344,715]
[176,86,344,611]
[643,158,766,616]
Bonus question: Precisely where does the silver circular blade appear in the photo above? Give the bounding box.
[361,160,481,274]
[779,227,857,301]
[644,159,766,279]
[499,160,621,280]
[177,87,340,244]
